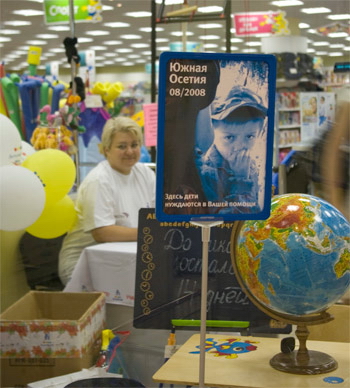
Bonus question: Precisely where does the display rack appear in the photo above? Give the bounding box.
[276,91,301,149]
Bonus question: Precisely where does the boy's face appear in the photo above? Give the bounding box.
[212,117,264,175]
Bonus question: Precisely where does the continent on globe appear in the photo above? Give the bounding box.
[234,194,350,317]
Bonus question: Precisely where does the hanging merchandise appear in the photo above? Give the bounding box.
[91,81,124,111]
[30,105,77,155]
[0,75,23,138]
[62,36,86,133]
[79,101,110,147]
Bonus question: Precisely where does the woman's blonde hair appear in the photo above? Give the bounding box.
[99,116,143,156]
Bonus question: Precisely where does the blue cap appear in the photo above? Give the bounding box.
[211,86,267,120]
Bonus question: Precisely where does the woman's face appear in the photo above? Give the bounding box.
[105,131,141,174]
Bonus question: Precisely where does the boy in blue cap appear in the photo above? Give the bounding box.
[198,85,267,214]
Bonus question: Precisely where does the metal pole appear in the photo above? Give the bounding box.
[68,0,80,186]
[191,220,223,387]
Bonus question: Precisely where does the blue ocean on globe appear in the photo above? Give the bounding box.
[236,194,350,316]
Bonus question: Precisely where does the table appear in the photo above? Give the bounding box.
[153,334,350,388]
[63,241,194,387]
[64,242,137,306]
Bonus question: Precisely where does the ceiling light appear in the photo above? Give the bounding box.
[344,47,350,51]
[230,46,239,51]
[313,41,329,46]
[203,43,218,48]
[315,51,328,55]
[104,22,130,28]
[12,50,28,55]
[120,34,142,39]
[13,10,44,16]
[328,32,348,38]
[0,29,21,35]
[26,40,47,45]
[270,1,304,6]
[104,53,116,57]
[330,44,345,48]
[115,48,133,53]
[231,38,243,43]
[127,54,141,59]
[245,41,262,46]
[197,6,223,13]
[301,8,331,14]
[198,35,220,40]
[327,14,350,20]
[4,20,31,26]
[104,40,122,45]
[197,23,223,29]
[170,31,194,36]
[307,48,315,53]
[102,5,114,11]
[103,61,115,65]
[85,30,110,36]
[36,34,59,39]
[89,46,107,51]
[158,46,170,51]
[95,56,105,61]
[48,25,70,31]
[140,27,164,33]
[299,23,310,29]
[141,51,152,56]
[156,38,169,43]
[49,48,65,53]
[125,12,151,18]
[77,37,93,43]
[114,57,127,62]
[307,29,317,34]
[328,52,344,56]
[131,43,150,48]
[242,48,258,53]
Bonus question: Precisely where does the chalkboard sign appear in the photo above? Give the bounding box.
[134,209,291,334]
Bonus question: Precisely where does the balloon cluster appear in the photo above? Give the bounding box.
[91,81,123,109]
[0,114,77,238]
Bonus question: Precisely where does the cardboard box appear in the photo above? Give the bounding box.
[0,291,106,387]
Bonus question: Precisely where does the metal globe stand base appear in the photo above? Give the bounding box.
[270,325,338,375]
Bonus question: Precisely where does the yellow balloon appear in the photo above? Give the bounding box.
[26,195,77,239]
[22,149,76,205]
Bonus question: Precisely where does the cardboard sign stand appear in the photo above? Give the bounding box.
[190,219,223,388]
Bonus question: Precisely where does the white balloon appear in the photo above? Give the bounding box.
[0,165,46,231]
[20,140,36,163]
[0,114,22,166]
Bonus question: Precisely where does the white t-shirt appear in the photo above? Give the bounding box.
[59,160,155,285]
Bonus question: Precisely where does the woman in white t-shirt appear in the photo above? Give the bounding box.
[58,116,155,285]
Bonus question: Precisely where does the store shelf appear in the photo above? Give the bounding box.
[279,124,301,129]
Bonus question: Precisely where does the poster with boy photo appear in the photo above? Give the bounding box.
[156,52,276,222]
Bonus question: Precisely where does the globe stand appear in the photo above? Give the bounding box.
[230,220,342,376]
[270,324,338,375]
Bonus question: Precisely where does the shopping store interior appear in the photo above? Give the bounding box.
[0,1,349,387]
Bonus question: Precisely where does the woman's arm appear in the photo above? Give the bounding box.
[91,224,137,243]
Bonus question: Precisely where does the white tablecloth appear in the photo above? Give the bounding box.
[64,242,137,306]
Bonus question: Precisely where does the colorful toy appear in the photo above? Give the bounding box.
[190,337,258,359]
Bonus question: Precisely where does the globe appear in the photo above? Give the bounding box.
[231,193,350,374]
